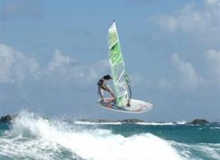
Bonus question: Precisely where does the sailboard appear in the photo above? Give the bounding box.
[97,21,153,113]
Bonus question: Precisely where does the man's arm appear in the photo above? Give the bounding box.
[101,84,111,91]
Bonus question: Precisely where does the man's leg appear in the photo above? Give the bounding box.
[109,90,116,100]
[98,86,104,101]
[126,100,130,107]
[102,84,115,100]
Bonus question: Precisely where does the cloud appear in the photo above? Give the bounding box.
[46,50,110,84]
[206,49,220,84]
[205,0,220,5]
[48,49,77,71]
[155,3,202,32]
[0,44,39,83]
[0,44,110,85]
[0,0,42,20]
[154,1,220,40]
[171,53,203,89]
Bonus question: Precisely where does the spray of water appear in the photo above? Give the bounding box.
[0,111,187,160]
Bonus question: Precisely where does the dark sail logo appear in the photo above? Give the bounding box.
[113,51,117,61]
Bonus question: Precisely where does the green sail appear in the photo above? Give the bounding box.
[108,21,129,106]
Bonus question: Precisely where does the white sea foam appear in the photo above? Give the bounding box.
[137,122,175,125]
[0,111,190,160]
[176,120,187,125]
[74,121,122,125]
[210,127,220,130]
[170,141,220,160]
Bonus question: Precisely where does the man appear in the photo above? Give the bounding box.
[97,75,116,102]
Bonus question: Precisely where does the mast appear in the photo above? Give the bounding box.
[107,21,130,106]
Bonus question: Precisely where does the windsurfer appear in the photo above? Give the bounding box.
[97,75,116,102]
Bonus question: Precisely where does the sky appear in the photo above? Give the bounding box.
[0,0,220,122]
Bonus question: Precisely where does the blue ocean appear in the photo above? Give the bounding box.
[0,111,219,160]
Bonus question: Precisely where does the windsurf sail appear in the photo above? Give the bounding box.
[107,21,131,106]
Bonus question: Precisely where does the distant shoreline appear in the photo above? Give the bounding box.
[0,114,217,125]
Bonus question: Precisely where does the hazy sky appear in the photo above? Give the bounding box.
[0,0,220,122]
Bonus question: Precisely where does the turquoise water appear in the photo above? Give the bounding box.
[0,111,219,160]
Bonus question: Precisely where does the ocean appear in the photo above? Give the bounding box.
[0,111,219,160]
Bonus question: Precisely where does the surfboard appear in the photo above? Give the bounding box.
[97,97,153,113]
[97,21,154,113]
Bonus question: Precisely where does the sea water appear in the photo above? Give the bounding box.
[0,111,219,160]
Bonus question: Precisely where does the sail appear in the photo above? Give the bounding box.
[107,21,130,106]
